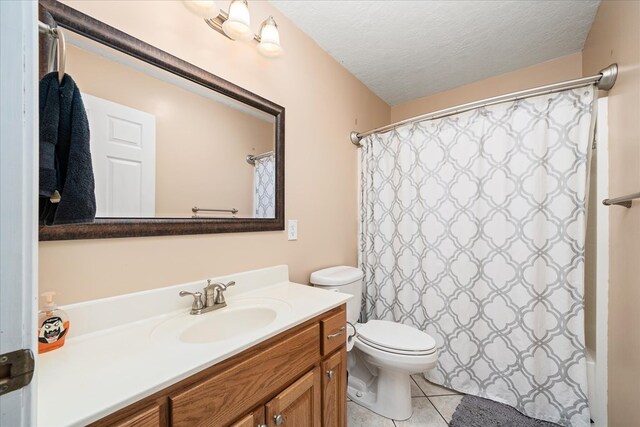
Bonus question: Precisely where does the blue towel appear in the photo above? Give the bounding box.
[39,72,96,225]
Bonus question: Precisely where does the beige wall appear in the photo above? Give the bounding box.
[39,0,390,304]
[582,2,640,426]
[67,43,274,218]
[391,53,583,121]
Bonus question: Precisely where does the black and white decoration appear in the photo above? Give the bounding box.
[254,153,276,218]
[359,86,596,427]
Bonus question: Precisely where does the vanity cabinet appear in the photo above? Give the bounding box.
[170,323,321,426]
[321,349,347,427]
[230,367,322,427]
[229,408,264,427]
[90,305,346,427]
[265,367,321,427]
[110,404,163,427]
[320,310,347,356]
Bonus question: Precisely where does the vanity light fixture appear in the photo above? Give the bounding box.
[183,0,283,58]
[182,0,220,19]
[257,16,283,58]
[222,0,252,41]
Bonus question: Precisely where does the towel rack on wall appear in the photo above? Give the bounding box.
[602,192,640,208]
[246,151,275,165]
[38,20,66,83]
[192,206,239,216]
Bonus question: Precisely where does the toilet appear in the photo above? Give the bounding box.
[310,266,438,420]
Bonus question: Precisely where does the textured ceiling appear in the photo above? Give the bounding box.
[270,0,600,105]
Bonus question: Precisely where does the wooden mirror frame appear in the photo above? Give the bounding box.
[38,0,285,241]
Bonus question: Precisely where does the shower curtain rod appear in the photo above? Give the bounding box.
[350,63,619,146]
[246,150,274,165]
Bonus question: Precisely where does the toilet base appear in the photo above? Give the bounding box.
[346,343,438,421]
[347,368,414,420]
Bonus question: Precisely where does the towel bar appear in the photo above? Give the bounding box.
[602,191,640,208]
[192,206,238,214]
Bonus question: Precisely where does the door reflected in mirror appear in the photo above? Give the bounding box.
[66,31,276,219]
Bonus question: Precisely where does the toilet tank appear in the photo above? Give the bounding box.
[310,266,363,324]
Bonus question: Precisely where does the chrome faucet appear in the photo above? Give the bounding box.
[179,280,236,315]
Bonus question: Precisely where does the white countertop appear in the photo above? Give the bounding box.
[37,266,351,427]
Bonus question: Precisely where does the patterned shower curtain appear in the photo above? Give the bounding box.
[254,153,276,218]
[359,86,596,426]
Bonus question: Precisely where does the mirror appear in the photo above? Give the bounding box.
[39,0,284,240]
[68,33,276,220]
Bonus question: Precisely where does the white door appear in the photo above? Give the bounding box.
[0,1,38,425]
[83,94,156,217]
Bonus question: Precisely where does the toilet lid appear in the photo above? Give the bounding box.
[357,320,436,354]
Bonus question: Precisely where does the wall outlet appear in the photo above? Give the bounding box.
[288,220,298,241]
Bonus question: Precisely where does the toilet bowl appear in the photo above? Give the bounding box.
[310,266,439,420]
[349,320,438,419]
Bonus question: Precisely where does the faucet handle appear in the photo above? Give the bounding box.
[212,281,236,304]
[179,291,204,313]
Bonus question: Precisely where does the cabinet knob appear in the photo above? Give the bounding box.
[274,414,284,426]
[258,425,267,427]
[326,370,335,380]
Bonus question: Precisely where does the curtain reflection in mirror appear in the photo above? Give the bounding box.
[253,152,276,218]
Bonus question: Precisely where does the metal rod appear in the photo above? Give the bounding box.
[38,21,55,35]
[246,151,274,165]
[602,191,640,208]
[350,64,619,146]
[192,206,239,214]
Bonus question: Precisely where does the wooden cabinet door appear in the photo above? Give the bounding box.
[266,368,321,427]
[230,407,265,427]
[322,348,347,427]
[171,324,320,427]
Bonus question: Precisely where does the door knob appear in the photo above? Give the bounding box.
[274,414,284,425]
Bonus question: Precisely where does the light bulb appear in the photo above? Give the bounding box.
[222,0,252,42]
[257,16,282,58]
[182,0,220,19]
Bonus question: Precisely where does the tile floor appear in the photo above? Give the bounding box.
[347,375,463,426]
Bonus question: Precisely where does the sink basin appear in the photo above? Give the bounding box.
[151,298,291,344]
[180,306,277,344]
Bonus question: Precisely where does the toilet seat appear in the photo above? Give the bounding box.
[356,320,436,356]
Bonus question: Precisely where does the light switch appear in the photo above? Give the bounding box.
[288,220,298,241]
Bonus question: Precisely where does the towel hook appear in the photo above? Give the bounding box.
[54,27,66,83]
[38,20,66,83]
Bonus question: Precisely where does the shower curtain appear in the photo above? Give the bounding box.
[254,153,276,218]
[359,86,595,427]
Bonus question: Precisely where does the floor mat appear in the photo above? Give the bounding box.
[450,395,560,427]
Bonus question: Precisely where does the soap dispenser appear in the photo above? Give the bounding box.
[38,292,69,354]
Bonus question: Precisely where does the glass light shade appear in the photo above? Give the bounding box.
[257,17,282,58]
[222,0,252,41]
[182,0,220,19]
